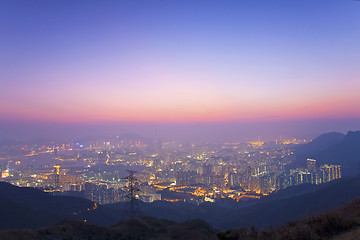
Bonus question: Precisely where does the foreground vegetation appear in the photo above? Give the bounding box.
[218,198,360,240]
[0,216,218,240]
[1,194,360,239]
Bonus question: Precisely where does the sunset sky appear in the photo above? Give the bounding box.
[1,0,359,140]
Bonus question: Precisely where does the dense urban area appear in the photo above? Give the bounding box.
[0,136,341,205]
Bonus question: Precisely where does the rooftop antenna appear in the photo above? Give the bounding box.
[123,170,141,218]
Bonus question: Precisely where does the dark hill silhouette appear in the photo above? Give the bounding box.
[108,175,360,230]
[294,132,345,167]
[2,192,360,240]
[0,197,55,230]
[215,175,360,230]
[0,182,119,229]
[114,216,218,240]
[314,131,360,176]
[0,182,93,214]
[0,216,218,240]
[262,183,319,201]
[218,197,360,240]
[1,174,360,232]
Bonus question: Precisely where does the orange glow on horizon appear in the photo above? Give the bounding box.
[1,90,360,124]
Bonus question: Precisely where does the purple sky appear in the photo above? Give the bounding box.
[1,0,360,141]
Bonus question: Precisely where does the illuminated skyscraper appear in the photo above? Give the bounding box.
[307,158,317,172]
[53,165,60,189]
[320,164,341,183]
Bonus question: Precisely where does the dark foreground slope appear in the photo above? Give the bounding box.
[0,182,119,229]
[2,174,360,231]
[218,197,360,240]
[2,198,360,240]
[0,216,218,240]
[107,175,360,230]
[214,175,360,230]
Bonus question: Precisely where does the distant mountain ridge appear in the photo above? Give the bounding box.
[294,131,345,167]
[315,131,360,175]
[294,131,360,176]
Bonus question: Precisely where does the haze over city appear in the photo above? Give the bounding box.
[1,0,360,141]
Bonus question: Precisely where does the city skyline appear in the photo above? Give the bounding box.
[1,0,360,140]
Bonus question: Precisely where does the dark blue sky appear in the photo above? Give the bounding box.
[1,0,359,140]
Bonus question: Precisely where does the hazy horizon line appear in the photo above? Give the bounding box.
[1,118,359,142]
